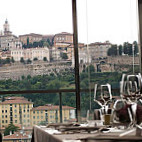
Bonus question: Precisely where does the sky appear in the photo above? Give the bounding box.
[0,0,138,45]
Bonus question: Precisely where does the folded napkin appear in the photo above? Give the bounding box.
[63,140,81,142]
[45,129,61,134]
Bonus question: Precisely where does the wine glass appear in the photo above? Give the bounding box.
[113,73,142,136]
[94,83,112,125]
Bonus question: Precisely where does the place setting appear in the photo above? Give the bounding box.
[80,73,142,141]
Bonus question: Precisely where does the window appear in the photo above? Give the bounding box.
[15,120,17,123]
[2,110,4,113]
[0,0,139,128]
[2,120,4,123]
[14,110,17,113]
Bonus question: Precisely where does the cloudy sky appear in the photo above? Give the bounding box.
[0,0,138,44]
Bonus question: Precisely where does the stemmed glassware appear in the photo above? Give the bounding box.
[113,73,142,135]
[94,83,112,125]
[86,83,113,127]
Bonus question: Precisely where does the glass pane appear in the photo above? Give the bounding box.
[0,0,76,136]
[77,0,139,121]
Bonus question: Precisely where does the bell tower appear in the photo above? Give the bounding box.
[3,19,12,35]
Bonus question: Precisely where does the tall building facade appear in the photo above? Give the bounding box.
[0,97,33,128]
[54,32,73,48]
[0,97,75,128]
[30,104,75,126]
[19,33,42,45]
[11,47,50,61]
[88,41,111,59]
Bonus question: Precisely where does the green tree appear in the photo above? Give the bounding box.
[4,123,19,136]
[61,53,68,60]
[20,57,25,64]
[47,38,51,46]
[133,41,138,55]
[123,42,132,55]
[86,65,95,73]
[27,59,32,64]
[33,42,38,48]
[107,44,117,56]
[118,45,123,55]
[11,57,15,63]
[5,58,11,64]
[43,57,47,61]
[33,57,38,61]
[27,37,29,46]
[39,40,44,47]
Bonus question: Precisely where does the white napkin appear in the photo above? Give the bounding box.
[45,129,61,134]
[63,140,81,142]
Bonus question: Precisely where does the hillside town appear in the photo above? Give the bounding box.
[0,19,139,81]
[0,19,112,64]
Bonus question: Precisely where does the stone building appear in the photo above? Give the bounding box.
[51,47,61,61]
[0,96,75,128]
[11,47,50,61]
[0,97,33,127]
[0,19,18,51]
[54,32,73,48]
[31,104,75,125]
[42,35,54,44]
[19,33,42,45]
[88,41,111,59]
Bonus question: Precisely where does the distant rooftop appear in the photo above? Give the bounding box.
[19,33,42,37]
[5,96,27,100]
[89,41,111,46]
[3,131,31,140]
[0,99,33,105]
[55,32,73,36]
[32,104,75,111]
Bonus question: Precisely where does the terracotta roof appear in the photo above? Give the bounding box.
[0,99,33,104]
[3,132,31,140]
[32,104,75,111]
[55,32,73,36]
[5,97,26,100]
[89,42,111,46]
[42,35,54,38]
[19,33,42,37]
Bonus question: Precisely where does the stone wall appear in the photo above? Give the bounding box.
[0,61,73,80]
[0,56,140,80]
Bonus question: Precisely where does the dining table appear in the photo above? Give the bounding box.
[31,123,142,142]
